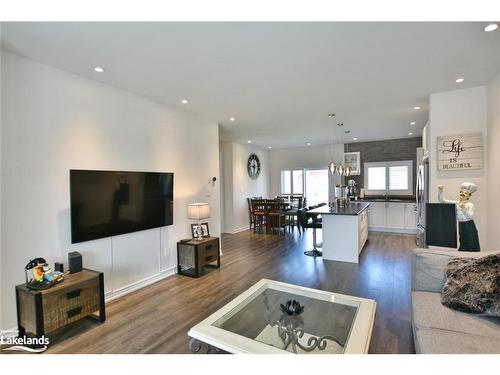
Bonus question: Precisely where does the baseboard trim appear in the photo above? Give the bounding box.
[232,225,250,234]
[369,227,417,234]
[105,266,177,302]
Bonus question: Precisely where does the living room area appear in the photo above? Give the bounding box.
[1,2,500,372]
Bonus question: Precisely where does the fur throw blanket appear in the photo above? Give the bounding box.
[441,254,500,317]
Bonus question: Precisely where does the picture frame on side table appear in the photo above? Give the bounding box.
[200,222,210,237]
[191,223,210,238]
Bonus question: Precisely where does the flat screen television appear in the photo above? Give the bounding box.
[70,169,174,243]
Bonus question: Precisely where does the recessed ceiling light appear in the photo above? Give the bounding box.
[344,130,350,134]
[408,132,414,136]
[455,78,464,83]
[268,146,272,150]
[484,24,498,32]
[94,66,105,73]
[229,117,235,122]
[181,99,189,104]
[328,113,336,118]
[306,142,311,146]
[413,106,421,110]
[353,137,358,141]
[410,121,416,125]
[247,140,252,144]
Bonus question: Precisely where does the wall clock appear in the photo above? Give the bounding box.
[247,153,261,179]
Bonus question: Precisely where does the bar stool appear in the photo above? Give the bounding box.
[297,208,322,257]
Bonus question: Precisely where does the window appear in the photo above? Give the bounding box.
[364,160,413,196]
[280,169,304,195]
[281,170,291,194]
[305,169,328,206]
[292,170,303,194]
[368,166,386,190]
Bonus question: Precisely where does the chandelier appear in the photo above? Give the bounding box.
[327,114,351,177]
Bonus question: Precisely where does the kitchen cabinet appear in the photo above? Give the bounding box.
[368,202,386,227]
[386,203,406,229]
[367,201,416,234]
[404,203,417,229]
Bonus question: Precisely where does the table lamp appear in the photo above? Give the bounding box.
[187,203,210,240]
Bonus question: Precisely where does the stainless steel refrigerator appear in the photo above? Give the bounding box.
[416,148,429,247]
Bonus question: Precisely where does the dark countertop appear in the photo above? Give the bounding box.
[355,198,416,204]
[308,202,370,216]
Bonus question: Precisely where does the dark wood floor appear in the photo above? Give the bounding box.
[44,230,416,354]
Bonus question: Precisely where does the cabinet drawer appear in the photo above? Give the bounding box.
[43,278,100,333]
[200,239,219,254]
[199,242,219,268]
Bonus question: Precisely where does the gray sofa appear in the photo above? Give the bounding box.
[412,248,500,354]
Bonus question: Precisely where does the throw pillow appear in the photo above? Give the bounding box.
[441,253,500,317]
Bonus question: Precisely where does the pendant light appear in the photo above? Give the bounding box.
[328,114,351,177]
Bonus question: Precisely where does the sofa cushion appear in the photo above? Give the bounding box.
[412,291,500,340]
[415,327,500,354]
[412,249,496,293]
[441,254,500,317]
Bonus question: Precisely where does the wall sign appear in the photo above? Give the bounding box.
[437,132,483,171]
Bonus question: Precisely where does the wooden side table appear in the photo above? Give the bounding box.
[15,268,105,337]
[177,237,220,277]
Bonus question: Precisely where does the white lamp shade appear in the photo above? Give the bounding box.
[187,203,210,220]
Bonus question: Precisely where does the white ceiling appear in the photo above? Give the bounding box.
[2,22,500,148]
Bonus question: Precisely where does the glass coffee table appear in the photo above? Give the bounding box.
[188,279,376,354]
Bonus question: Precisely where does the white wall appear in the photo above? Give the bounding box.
[221,142,269,233]
[220,142,233,233]
[487,72,500,250]
[269,143,344,202]
[1,52,221,329]
[0,24,3,332]
[428,86,488,249]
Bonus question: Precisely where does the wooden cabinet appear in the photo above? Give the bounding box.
[16,269,105,337]
[177,237,220,278]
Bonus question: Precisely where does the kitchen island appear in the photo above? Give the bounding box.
[308,202,370,264]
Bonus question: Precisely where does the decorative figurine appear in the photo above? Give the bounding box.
[24,257,65,290]
[280,300,304,316]
[438,182,480,251]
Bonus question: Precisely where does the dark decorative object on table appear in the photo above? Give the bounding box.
[441,254,500,317]
[68,251,82,273]
[280,299,304,316]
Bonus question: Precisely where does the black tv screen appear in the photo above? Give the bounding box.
[70,169,174,243]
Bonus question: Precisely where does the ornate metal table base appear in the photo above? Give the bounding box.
[188,337,226,354]
[272,320,344,353]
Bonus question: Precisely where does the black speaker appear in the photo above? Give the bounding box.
[68,251,82,273]
[54,262,64,273]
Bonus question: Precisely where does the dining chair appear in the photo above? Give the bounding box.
[266,200,287,235]
[251,199,267,232]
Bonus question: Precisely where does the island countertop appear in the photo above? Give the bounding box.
[308,202,370,216]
